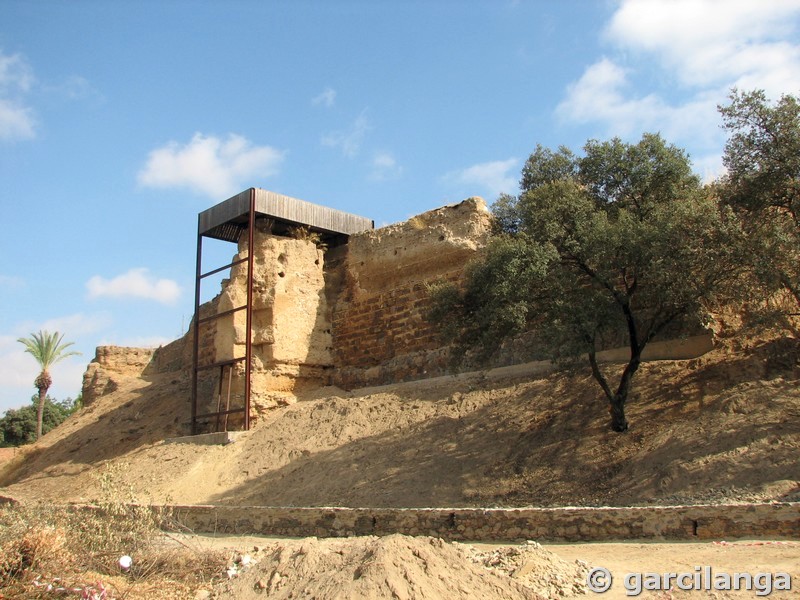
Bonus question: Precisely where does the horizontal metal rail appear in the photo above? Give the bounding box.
[194,406,246,420]
[198,305,247,325]
[199,256,248,280]
[195,356,246,372]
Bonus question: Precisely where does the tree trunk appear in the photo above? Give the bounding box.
[35,387,46,440]
[608,351,641,432]
[609,393,629,432]
[588,346,634,433]
[34,370,51,441]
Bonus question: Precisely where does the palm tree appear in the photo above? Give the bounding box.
[17,330,81,440]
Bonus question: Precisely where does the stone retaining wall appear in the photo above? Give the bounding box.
[166,503,800,542]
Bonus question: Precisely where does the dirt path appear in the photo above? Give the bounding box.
[542,540,798,599]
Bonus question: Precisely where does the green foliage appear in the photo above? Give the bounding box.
[16,330,80,441]
[16,330,80,374]
[0,395,80,447]
[430,133,747,432]
[428,235,556,363]
[719,89,800,313]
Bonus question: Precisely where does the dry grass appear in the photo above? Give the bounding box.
[286,224,327,250]
[0,463,229,599]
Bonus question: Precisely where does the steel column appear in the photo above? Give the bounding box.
[244,189,255,430]
[190,226,203,435]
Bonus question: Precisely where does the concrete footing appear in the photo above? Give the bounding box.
[164,431,243,446]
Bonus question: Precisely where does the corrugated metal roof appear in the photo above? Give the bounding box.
[198,188,374,241]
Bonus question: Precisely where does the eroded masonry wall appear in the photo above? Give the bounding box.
[81,332,190,407]
[211,219,332,418]
[330,198,492,388]
[82,194,716,415]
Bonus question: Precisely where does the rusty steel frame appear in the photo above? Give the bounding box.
[189,188,372,435]
[191,189,256,435]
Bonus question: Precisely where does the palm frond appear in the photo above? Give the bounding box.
[16,330,81,371]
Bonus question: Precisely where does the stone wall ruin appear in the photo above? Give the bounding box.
[331,197,492,388]
[212,221,333,417]
[81,194,713,428]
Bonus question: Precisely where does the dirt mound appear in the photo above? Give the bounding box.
[214,535,544,600]
[465,541,590,597]
[1,335,798,509]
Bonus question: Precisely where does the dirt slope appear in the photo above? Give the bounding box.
[1,336,798,508]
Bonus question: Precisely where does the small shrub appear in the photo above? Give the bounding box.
[287,225,328,250]
[0,463,228,598]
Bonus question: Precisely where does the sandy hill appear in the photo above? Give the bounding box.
[1,335,798,508]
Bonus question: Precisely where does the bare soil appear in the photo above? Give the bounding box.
[179,533,800,600]
[1,336,798,508]
[0,334,798,598]
[0,447,17,465]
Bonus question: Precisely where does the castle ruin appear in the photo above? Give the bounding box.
[83,189,495,433]
[81,188,711,434]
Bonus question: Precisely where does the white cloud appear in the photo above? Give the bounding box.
[0,51,34,92]
[443,158,519,198]
[605,0,800,94]
[557,0,800,174]
[11,312,112,345]
[692,152,727,184]
[557,58,724,146]
[321,112,370,157]
[0,334,41,394]
[44,75,104,103]
[86,268,181,305]
[0,99,35,140]
[369,152,403,181]
[137,133,285,198]
[36,312,114,337]
[312,87,337,107]
[0,50,36,141]
[558,57,645,134]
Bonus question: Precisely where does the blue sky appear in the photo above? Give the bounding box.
[1,0,799,412]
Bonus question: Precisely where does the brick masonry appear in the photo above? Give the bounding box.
[331,275,463,388]
[330,198,492,388]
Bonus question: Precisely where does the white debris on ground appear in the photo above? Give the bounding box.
[463,540,591,597]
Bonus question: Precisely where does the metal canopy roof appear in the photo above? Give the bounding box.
[198,188,374,242]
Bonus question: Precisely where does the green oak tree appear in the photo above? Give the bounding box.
[0,394,80,447]
[430,134,746,432]
[719,89,800,320]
